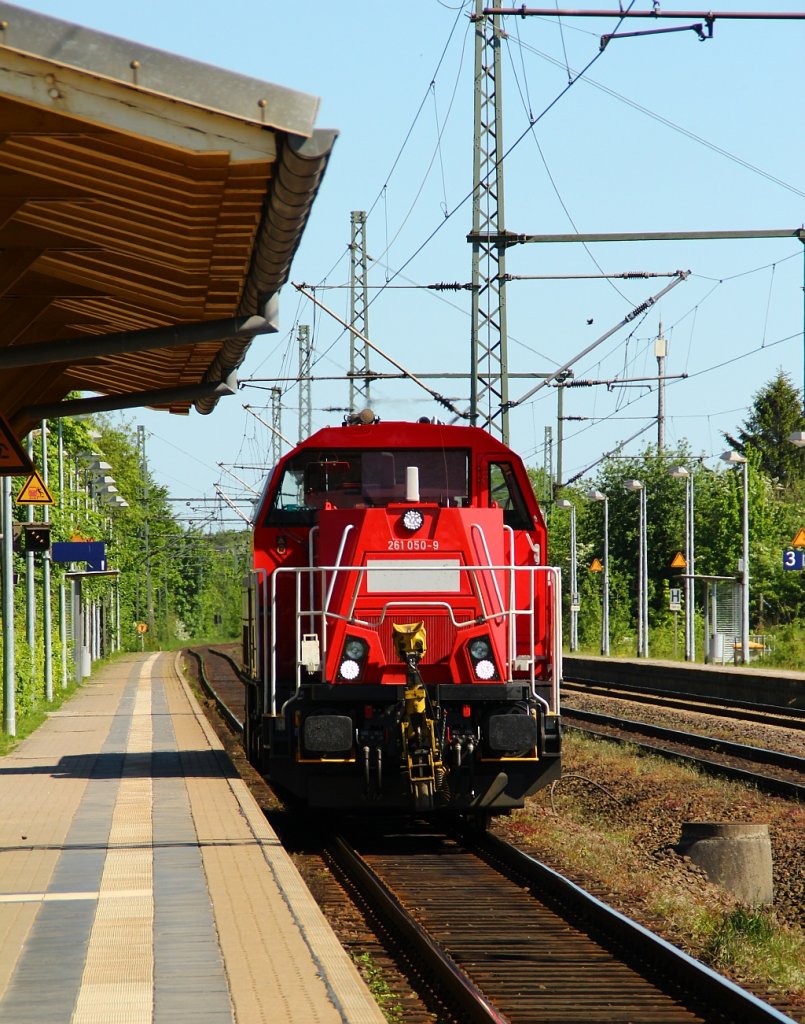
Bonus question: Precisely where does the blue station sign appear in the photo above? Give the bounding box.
[51,541,107,572]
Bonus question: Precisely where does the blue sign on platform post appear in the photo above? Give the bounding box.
[51,541,107,571]
[782,549,805,571]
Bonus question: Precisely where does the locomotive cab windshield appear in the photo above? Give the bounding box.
[266,447,470,521]
[244,418,561,820]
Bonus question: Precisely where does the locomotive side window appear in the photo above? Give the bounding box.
[267,462,316,525]
[488,462,531,530]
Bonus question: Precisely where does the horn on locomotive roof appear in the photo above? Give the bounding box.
[343,408,379,426]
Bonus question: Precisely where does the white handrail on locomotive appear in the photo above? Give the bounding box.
[244,567,270,708]
[307,524,318,634]
[261,559,562,718]
[504,525,517,676]
[470,521,508,623]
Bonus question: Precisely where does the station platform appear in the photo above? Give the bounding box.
[563,653,804,708]
[0,652,385,1024]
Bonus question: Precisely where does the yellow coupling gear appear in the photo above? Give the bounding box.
[392,620,427,664]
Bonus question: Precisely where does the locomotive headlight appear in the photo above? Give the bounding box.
[474,659,496,680]
[468,638,491,661]
[339,635,369,680]
[402,509,423,532]
[466,634,498,680]
[344,638,368,660]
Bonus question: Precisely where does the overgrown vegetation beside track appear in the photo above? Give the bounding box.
[1,412,245,735]
[495,733,805,1013]
[549,371,805,669]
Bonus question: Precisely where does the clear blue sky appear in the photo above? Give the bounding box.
[17,1,805,526]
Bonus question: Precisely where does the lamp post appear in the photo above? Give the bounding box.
[721,450,750,664]
[669,465,695,661]
[555,499,578,651]
[586,489,609,656]
[623,479,648,657]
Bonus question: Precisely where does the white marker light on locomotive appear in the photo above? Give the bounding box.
[402,509,423,532]
[339,659,360,680]
[474,659,496,680]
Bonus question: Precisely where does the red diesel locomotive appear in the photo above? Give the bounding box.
[242,411,562,819]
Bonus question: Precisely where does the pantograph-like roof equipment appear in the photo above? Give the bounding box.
[0,3,336,438]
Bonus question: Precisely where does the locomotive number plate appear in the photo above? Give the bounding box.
[387,538,440,551]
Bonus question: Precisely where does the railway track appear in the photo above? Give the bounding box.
[563,677,805,729]
[322,825,795,1024]
[184,645,801,1024]
[561,674,804,799]
[561,706,805,800]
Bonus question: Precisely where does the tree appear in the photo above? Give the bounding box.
[723,369,805,491]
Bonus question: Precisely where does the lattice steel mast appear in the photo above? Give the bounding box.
[349,210,371,412]
[270,386,283,466]
[469,0,510,443]
[297,323,312,442]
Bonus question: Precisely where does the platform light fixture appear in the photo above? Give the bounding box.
[720,450,749,664]
[554,499,578,652]
[623,479,648,658]
[585,489,609,656]
[668,465,695,661]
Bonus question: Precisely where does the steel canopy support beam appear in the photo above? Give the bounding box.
[19,373,238,422]
[0,311,278,370]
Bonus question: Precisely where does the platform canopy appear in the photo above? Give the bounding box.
[0,3,336,437]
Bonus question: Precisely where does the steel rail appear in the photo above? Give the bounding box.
[562,677,805,728]
[475,831,799,1024]
[186,648,244,734]
[326,835,508,1024]
[564,707,805,772]
[562,711,804,800]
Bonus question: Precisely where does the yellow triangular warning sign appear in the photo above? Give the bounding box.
[589,557,603,573]
[16,469,54,505]
[0,414,34,476]
[791,528,805,548]
[670,551,686,569]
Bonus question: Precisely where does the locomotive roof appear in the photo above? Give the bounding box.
[295,419,523,455]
